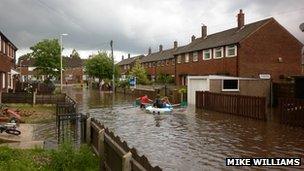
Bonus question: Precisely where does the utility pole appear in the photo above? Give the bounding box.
[110,40,115,93]
[60,33,68,93]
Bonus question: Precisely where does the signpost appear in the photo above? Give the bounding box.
[129,76,136,89]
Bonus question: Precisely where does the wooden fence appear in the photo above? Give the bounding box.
[196,91,266,120]
[273,83,295,106]
[1,92,33,104]
[279,98,304,127]
[83,116,162,171]
[36,94,66,104]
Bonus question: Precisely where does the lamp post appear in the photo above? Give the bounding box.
[60,33,68,93]
[300,23,304,74]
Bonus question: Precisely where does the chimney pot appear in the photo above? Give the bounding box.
[191,35,196,42]
[173,41,178,49]
[128,53,130,58]
[201,25,207,38]
[159,45,163,52]
[237,9,245,29]
[148,47,152,55]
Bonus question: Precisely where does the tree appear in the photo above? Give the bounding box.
[30,39,61,78]
[129,59,150,85]
[156,73,174,85]
[84,51,118,81]
[70,49,81,59]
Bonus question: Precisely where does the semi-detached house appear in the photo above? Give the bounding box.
[0,31,18,92]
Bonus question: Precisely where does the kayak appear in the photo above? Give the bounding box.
[145,104,173,114]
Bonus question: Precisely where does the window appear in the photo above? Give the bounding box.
[177,55,182,63]
[166,60,169,65]
[2,73,5,89]
[149,62,152,68]
[213,47,223,59]
[192,52,198,62]
[203,49,212,60]
[222,79,239,91]
[161,61,164,66]
[185,53,189,62]
[226,45,237,57]
[172,59,175,65]
[3,41,6,54]
[185,53,189,63]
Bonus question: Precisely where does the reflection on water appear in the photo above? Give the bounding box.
[68,87,304,171]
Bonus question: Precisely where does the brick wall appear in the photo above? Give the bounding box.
[175,51,238,85]
[239,19,302,82]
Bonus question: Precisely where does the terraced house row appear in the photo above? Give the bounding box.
[117,10,303,85]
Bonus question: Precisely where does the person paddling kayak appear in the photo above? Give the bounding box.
[137,95,153,108]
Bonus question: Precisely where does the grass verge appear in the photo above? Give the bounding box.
[5,104,56,124]
[0,143,99,171]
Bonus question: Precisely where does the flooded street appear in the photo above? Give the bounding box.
[68,87,304,170]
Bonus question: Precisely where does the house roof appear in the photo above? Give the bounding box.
[140,46,185,63]
[116,55,144,65]
[174,18,273,55]
[64,57,84,68]
[18,55,85,68]
[18,55,35,67]
[0,31,18,50]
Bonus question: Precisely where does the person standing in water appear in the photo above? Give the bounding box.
[137,95,153,108]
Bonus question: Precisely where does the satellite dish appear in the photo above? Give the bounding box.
[300,23,304,32]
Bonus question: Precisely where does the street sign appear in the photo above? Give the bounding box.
[259,74,271,79]
[129,76,136,89]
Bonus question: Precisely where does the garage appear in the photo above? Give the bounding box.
[187,76,210,106]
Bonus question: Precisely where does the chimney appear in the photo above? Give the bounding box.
[122,55,124,60]
[148,47,152,55]
[237,9,245,29]
[191,35,196,42]
[173,41,178,49]
[159,45,163,52]
[201,25,207,38]
[128,53,130,58]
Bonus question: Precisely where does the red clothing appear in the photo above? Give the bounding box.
[140,96,150,104]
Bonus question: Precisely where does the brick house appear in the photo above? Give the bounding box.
[63,57,85,84]
[173,10,303,85]
[18,55,85,84]
[140,42,183,81]
[117,54,144,79]
[18,54,36,81]
[0,31,18,92]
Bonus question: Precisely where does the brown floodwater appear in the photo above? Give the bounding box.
[66,87,304,171]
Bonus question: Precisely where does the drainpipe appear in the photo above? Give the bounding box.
[236,44,240,76]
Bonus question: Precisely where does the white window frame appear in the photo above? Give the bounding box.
[124,65,127,70]
[192,52,198,62]
[213,47,224,59]
[185,53,189,63]
[222,79,239,92]
[203,49,212,60]
[177,55,182,63]
[225,45,237,57]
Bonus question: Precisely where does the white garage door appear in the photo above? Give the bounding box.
[187,78,209,106]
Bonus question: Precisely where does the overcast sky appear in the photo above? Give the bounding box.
[1,0,303,62]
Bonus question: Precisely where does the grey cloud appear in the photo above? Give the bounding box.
[1,0,303,57]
